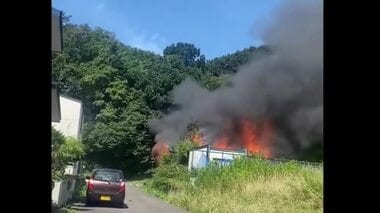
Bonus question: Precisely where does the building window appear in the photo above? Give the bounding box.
[212,158,233,167]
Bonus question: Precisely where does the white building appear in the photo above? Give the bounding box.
[52,95,84,139]
[188,144,247,171]
[52,95,84,207]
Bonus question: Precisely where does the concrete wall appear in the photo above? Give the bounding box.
[52,165,80,206]
[52,180,69,207]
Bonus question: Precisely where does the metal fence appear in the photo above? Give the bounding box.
[259,157,323,168]
[189,150,323,171]
[188,144,323,171]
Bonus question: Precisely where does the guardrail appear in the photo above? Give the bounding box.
[257,157,323,168]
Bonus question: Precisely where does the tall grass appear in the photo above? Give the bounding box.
[143,157,323,213]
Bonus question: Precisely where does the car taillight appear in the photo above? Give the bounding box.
[88,179,94,191]
[120,182,125,192]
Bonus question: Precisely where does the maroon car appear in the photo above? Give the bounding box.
[85,168,126,207]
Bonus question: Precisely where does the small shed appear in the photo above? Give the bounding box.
[188,144,247,171]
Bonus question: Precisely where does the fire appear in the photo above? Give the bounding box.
[238,119,272,157]
[213,133,239,150]
[191,133,204,145]
[199,118,273,158]
[151,142,170,165]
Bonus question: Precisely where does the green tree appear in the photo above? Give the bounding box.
[163,42,205,67]
[206,46,271,76]
[57,137,85,163]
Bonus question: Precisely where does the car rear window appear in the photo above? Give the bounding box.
[93,170,123,182]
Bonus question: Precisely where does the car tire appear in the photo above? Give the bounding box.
[116,202,125,208]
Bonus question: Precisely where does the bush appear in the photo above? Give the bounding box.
[150,163,190,193]
[72,175,88,202]
[57,137,85,163]
[172,139,198,165]
[52,128,85,180]
[143,140,195,197]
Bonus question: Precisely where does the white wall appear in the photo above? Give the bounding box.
[188,147,246,170]
[52,180,69,207]
[188,148,208,170]
[52,95,83,205]
[52,95,83,139]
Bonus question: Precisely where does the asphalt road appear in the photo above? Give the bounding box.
[69,182,188,213]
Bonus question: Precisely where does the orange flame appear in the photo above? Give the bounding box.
[214,133,239,150]
[239,119,272,157]
[211,118,273,158]
[191,133,204,145]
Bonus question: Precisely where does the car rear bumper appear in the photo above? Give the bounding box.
[87,191,125,203]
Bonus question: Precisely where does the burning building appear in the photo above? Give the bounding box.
[191,119,273,158]
[149,0,323,160]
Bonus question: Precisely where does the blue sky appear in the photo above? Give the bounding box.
[52,0,281,59]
